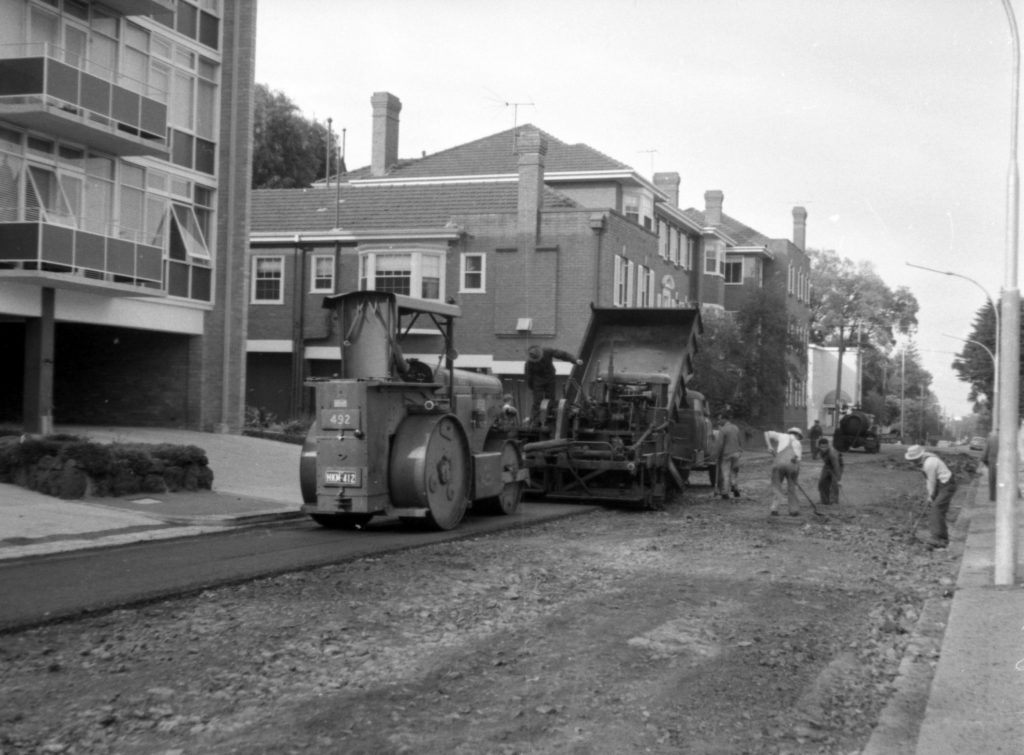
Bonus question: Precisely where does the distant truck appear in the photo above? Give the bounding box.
[833,410,881,453]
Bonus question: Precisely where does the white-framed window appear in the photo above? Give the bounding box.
[625,259,635,306]
[252,256,284,303]
[657,221,668,258]
[170,203,210,260]
[685,236,696,270]
[358,247,445,301]
[460,252,485,293]
[637,264,654,307]
[310,254,334,293]
[623,189,654,230]
[613,254,628,306]
[704,244,720,275]
[669,228,679,265]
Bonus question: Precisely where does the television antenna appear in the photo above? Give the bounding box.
[507,100,536,152]
[638,149,657,175]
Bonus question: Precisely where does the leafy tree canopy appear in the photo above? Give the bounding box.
[690,287,803,425]
[808,250,919,349]
[252,84,338,189]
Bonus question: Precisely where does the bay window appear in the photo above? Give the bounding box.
[358,248,445,301]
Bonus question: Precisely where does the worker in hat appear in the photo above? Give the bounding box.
[524,345,582,427]
[817,436,843,506]
[764,426,804,516]
[905,444,956,549]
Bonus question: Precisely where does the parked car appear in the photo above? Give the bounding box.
[969,436,986,451]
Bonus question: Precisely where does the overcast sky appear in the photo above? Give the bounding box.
[254,0,1019,419]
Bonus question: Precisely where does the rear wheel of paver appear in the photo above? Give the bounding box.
[476,439,523,516]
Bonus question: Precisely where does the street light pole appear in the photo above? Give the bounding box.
[905,262,1000,430]
[996,0,1020,587]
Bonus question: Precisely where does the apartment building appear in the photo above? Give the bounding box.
[0,0,255,432]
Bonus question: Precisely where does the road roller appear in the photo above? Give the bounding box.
[299,290,526,531]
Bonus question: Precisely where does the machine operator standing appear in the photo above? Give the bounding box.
[525,345,582,426]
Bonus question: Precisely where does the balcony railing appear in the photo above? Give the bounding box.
[101,0,176,16]
[0,221,163,292]
[0,44,168,158]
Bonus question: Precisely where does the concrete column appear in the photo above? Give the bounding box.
[23,287,55,434]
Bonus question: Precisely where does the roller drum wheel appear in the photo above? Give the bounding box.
[389,414,471,531]
[477,439,524,516]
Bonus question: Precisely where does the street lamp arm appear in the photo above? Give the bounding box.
[904,262,998,320]
[942,333,996,368]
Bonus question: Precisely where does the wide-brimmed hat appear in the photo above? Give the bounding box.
[905,444,924,461]
[786,427,803,439]
[526,345,543,362]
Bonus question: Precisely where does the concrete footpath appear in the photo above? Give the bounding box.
[0,427,1022,753]
[910,485,1024,755]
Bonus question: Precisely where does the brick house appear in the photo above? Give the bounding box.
[682,193,812,429]
[247,92,717,421]
[0,0,256,432]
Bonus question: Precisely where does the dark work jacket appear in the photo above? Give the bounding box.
[525,348,576,390]
[821,447,843,479]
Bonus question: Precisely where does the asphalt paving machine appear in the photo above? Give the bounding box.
[521,306,703,507]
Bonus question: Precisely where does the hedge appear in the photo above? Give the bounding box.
[0,433,214,500]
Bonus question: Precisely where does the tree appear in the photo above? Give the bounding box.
[690,287,801,424]
[690,311,745,416]
[951,300,1024,418]
[252,84,336,189]
[808,250,919,414]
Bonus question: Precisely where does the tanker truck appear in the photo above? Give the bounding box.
[833,409,881,453]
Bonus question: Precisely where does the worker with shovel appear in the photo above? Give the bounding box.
[905,444,956,549]
[764,427,804,517]
[817,437,843,506]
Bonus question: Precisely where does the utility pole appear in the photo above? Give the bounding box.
[996,0,1020,586]
[326,118,333,186]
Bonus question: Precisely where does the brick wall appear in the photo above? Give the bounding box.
[53,324,191,427]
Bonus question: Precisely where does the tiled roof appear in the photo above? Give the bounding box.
[251,182,579,234]
[338,125,633,181]
[681,209,771,248]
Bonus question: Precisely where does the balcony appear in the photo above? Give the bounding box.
[101,0,176,16]
[0,48,168,158]
[0,222,165,296]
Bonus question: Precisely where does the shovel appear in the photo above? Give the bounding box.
[908,495,931,540]
[794,481,825,518]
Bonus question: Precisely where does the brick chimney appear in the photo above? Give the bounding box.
[704,190,723,226]
[653,172,680,207]
[792,206,807,250]
[370,92,401,177]
[517,126,547,245]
